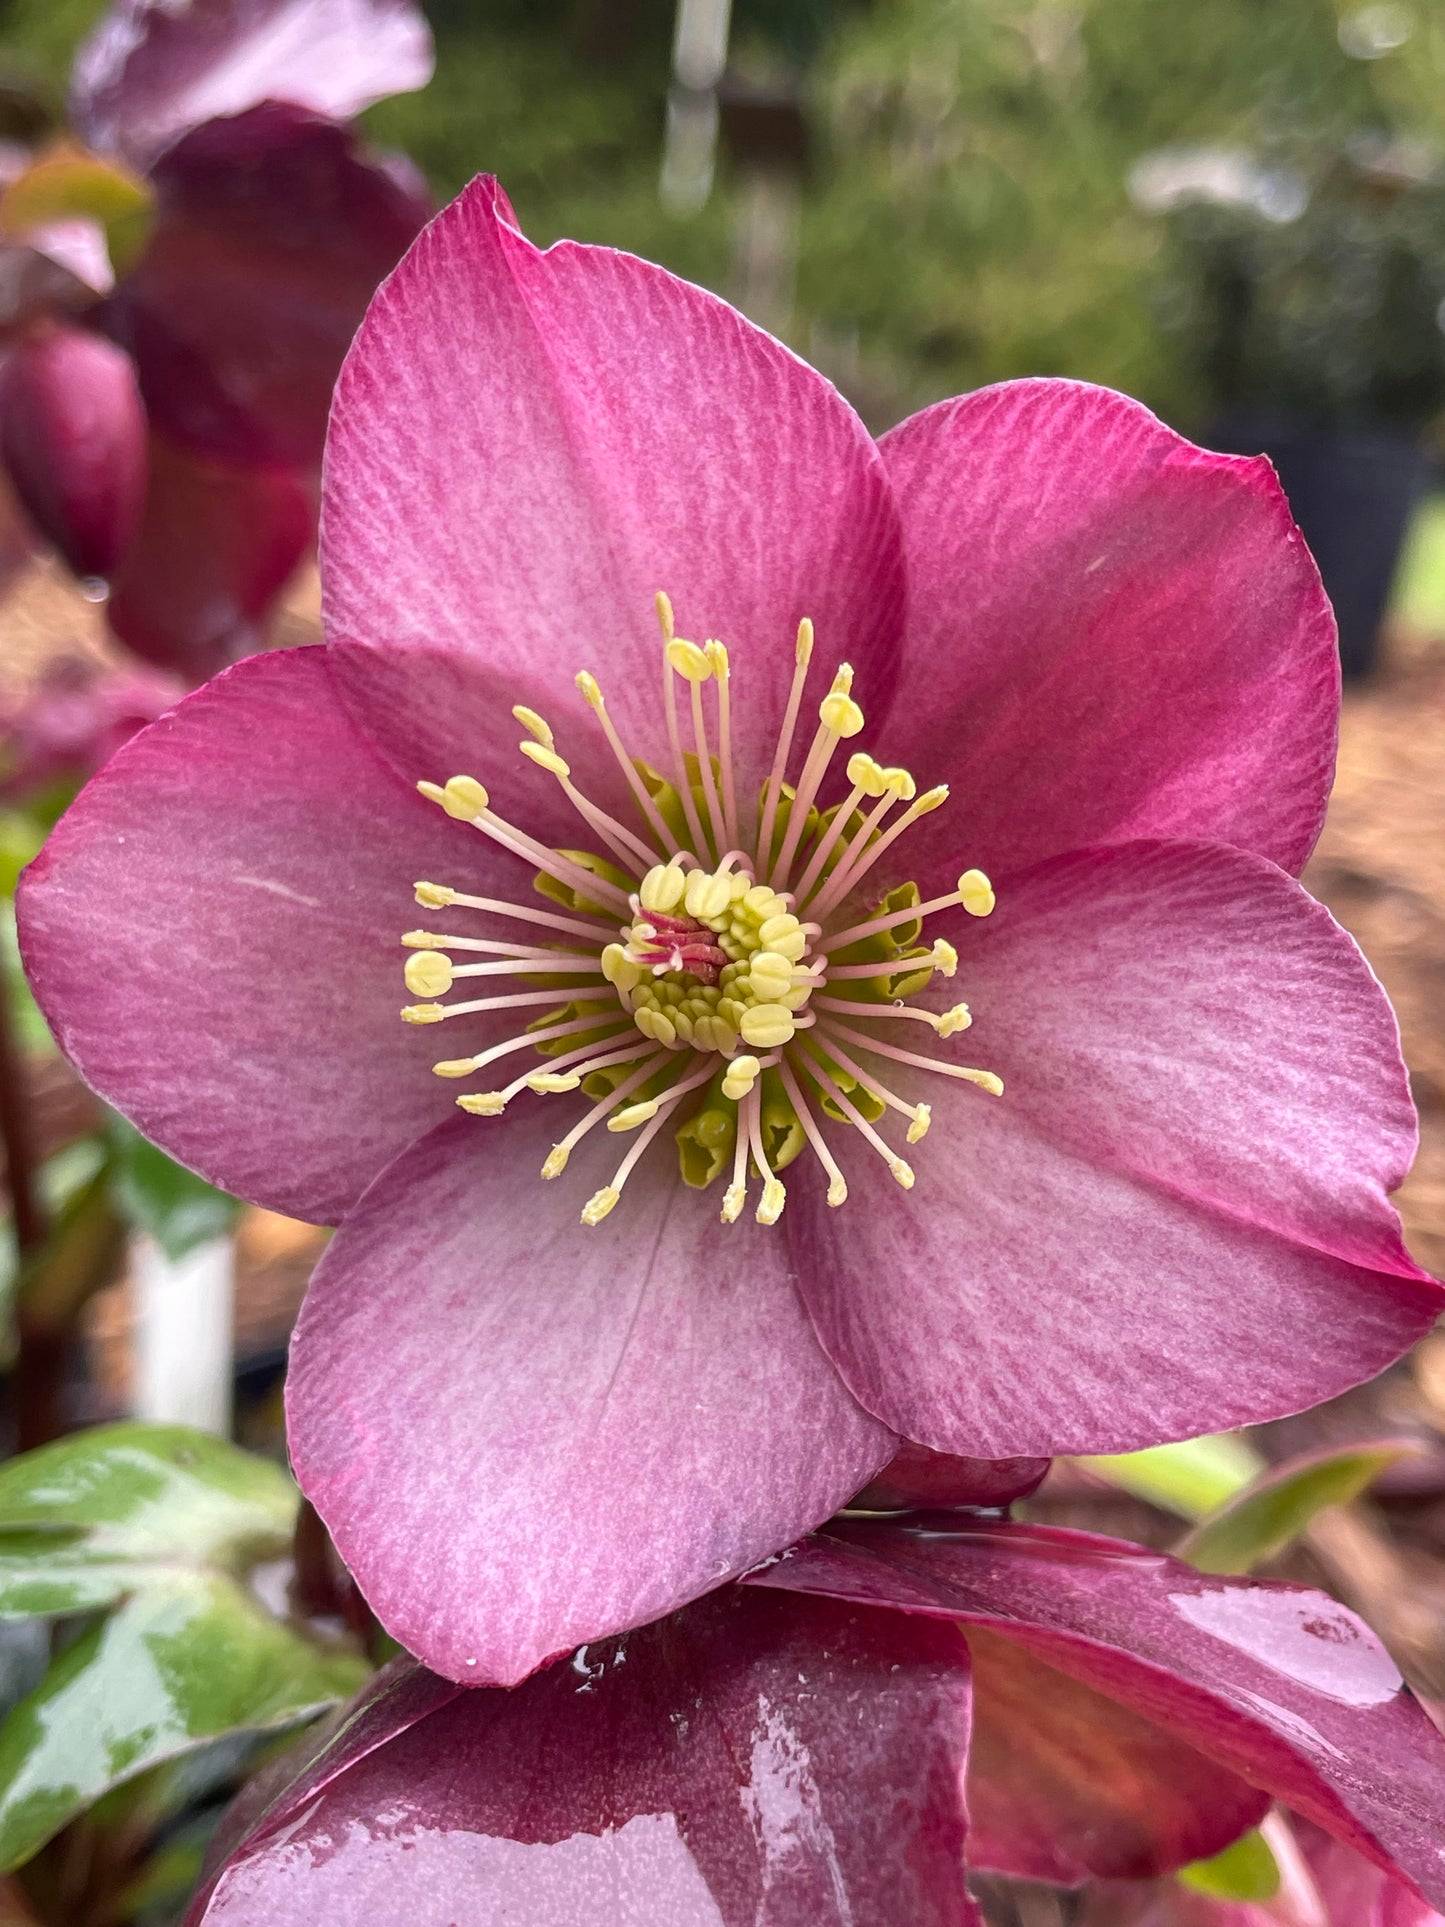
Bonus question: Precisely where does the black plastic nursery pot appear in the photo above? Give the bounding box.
[1208,413,1432,678]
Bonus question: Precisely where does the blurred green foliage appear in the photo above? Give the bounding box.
[4,0,1445,427]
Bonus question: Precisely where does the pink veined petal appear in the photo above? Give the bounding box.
[106,104,431,473]
[16,646,502,1224]
[963,1624,1268,1882]
[105,431,314,678]
[880,379,1338,881]
[322,175,906,805]
[71,0,435,172]
[750,1520,1445,1910]
[942,839,1423,1275]
[790,840,1441,1458]
[186,1590,979,1927]
[285,1106,896,1686]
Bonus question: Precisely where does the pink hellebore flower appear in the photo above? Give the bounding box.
[0,0,434,677]
[184,1515,1445,1925]
[18,179,1443,1683]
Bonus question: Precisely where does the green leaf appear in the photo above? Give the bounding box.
[0,143,155,276]
[1076,1434,1265,1520]
[0,1425,296,1618]
[108,1117,242,1263]
[0,1573,367,1871]
[14,1162,125,1339]
[1175,1440,1421,1575]
[1177,1828,1281,1901]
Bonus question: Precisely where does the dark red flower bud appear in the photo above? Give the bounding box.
[0,321,146,579]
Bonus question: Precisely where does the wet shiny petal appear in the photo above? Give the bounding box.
[187,1588,979,1927]
[751,1520,1445,1909]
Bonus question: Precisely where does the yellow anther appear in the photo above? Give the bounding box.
[828,663,854,697]
[418,774,490,821]
[747,951,794,997]
[758,914,806,961]
[962,1069,1004,1097]
[528,1072,581,1094]
[739,1004,796,1048]
[795,617,814,665]
[432,1059,478,1078]
[541,1145,570,1179]
[458,1092,506,1115]
[907,1104,932,1144]
[404,952,453,997]
[634,1007,678,1047]
[639,864,686,914]
[958,868,995,916]
[401,929,445,949]
[601,943,643,993]
[401,1003,446,1025]
[819,692,865,738]
[512,705,554,746]
[582,1187,620,1225]
[655,590,675,640]
[576,670,604,708]
[826,1175,848,1207]
[520,741,570,779]
[721,1183,746,1223]
[931,941,958,978]
[414,881,456,908]
[936,1004,973,1038]
[914,785,948,815]
[665,637,712,683]
[705,639,730,678]
[846,752,887,798]
[889,1158,916,1190]
[756,1177,786,1226]
[720,1054,762,1102]
[684,868,731,919]
[442,775,491,819]
[609,1099,660,1132]
[881,766,917,801]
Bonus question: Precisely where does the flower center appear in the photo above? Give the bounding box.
[400,593,1001,1227]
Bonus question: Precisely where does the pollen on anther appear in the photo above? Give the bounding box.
[458,1092,506,1115]
[582,1187,620,1225]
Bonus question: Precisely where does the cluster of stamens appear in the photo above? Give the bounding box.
[400,592,1001,1228]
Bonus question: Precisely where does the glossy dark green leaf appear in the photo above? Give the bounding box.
[108,1116,242,1262]
[1175,1439,1422,1575]
[0,1573,366,1870]
[0,1424,296,1617]
[1177,1827,1281,1900]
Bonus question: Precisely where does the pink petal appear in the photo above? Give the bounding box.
[752,1521,1445,1909]
[188,1590,979,1927]
[0,323,146,579]
[879,380,1337,881]
[107,104,431,473]
[964,1624,1267,1881]
[17,646,485,1223]
[791,841,1441,1456]
[105,432,313,677]
[72,0,434,170]
[286,1107,896,1685]
[322,176,905,799]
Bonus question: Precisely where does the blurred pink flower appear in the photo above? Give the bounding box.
[0,653,182,802]
[18,179,1442,1682]
[0,0,435,677]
